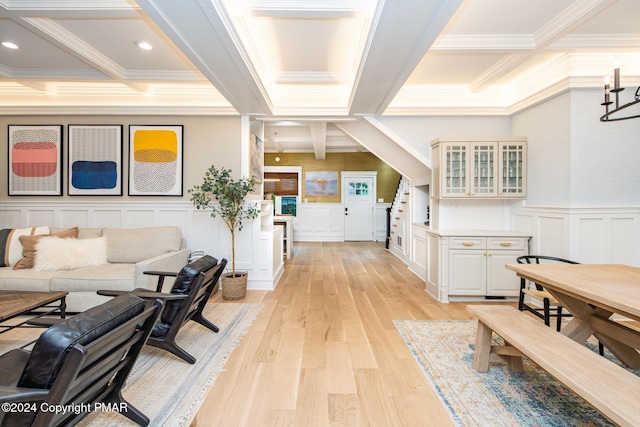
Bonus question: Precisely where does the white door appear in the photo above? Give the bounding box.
[343,176,374,241]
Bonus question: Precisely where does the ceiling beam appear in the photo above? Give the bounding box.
[20,17,149,92]
[349,0,463,115]
[310,122,327,160]
[136,0,273,115]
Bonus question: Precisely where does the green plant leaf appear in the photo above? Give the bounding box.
[188,165,259,275]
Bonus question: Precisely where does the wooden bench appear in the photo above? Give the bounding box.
[467,304,640,427]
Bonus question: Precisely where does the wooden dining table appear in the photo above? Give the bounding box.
[506,263,640,368]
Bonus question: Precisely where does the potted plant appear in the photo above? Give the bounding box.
[189,165,259,300]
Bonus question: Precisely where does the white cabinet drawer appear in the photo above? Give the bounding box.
[449,237,486,249]
[487,237,526,251]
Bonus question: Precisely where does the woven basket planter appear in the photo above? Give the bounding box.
[222,272,248,300]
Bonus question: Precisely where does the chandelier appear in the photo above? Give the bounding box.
[601,60,640,122]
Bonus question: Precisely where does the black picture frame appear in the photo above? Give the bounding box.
[128,125,183,196]
[8,124,63,196]
[68,124,123,196]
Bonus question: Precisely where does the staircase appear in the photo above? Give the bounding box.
[387,176,411,261]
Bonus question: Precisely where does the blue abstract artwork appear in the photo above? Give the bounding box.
[71,160,118,189]
[68,125,123,195]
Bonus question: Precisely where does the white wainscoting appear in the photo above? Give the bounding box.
[295,203,345,241]
[409,223,427,280]
[0,201,283,290]
[293,203,390,242]
[513,206,640,266]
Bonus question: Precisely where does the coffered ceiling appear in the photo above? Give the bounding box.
[1,0,639,155]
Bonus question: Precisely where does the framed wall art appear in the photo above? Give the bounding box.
[128,125,183,196]
[8,125,63,196]
[249,131,263,183]
[68,125,123,195]
[305,171,338,196]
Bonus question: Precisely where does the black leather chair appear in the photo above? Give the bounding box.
[0,293,163,427]
[100,255,226,364]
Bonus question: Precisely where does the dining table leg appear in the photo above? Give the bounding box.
[548,289,640,369]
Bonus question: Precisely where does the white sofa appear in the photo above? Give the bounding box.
[0,226,190,312]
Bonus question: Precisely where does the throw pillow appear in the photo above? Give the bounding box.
[0,226,50,267]
[13,227,79,270]
[33,236,108,271]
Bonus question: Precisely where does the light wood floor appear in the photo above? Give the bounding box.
[193,241,485,426]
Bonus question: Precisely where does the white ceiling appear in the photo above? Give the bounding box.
[1,0,639,156]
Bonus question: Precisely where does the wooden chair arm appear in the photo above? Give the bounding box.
[144,270,178,292]
[143,270,178,277]
[126,291,187,301]
[97,289,186,301]
[97,289,127,297]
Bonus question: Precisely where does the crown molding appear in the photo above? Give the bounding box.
[0,104,238,116]
[432,34,534,51]
[0,0,137,10]
[549,34,640,50]
[242,0,373,18]
[470,53,531,93]
[275,72,348,84]
[533,0,614,47]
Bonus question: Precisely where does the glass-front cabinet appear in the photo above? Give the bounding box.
[443,143,468,196]
[499,142,526,197]
[471,143,497,197]
[433,138,526,199]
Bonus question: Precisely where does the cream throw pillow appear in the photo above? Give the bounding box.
[34,236,108,271]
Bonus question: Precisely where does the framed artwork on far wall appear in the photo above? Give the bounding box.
[128,125,183,196]
[68,125,123,195]
[8,124,63,196]
[305,171,338,196]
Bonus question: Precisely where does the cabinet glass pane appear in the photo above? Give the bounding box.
[501,144,525,194]
[471,144,495,195]
[444,145,467,194]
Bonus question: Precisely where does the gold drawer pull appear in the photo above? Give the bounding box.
[500,242,512,247]
[462,242,474,247]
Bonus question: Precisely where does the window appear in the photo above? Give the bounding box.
[264,172,298,196]
[348,181,369,196]
[264,167,300,217]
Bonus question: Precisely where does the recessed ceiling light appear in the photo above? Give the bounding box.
[2,41,19,49]
[136,41,153,51]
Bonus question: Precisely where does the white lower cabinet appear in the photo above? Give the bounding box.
[449,248,486,296]
[449,236,528,297]
[426,232,530,301]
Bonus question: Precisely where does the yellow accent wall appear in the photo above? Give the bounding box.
[264,152,400,203]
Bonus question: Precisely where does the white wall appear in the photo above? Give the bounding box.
[375,116,512,166]
[569,89,640,206]
[512,89,640,207]
[511,89,640,264]
[511,93,572,206]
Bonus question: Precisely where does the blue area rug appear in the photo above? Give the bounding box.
[394,319,634,427]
